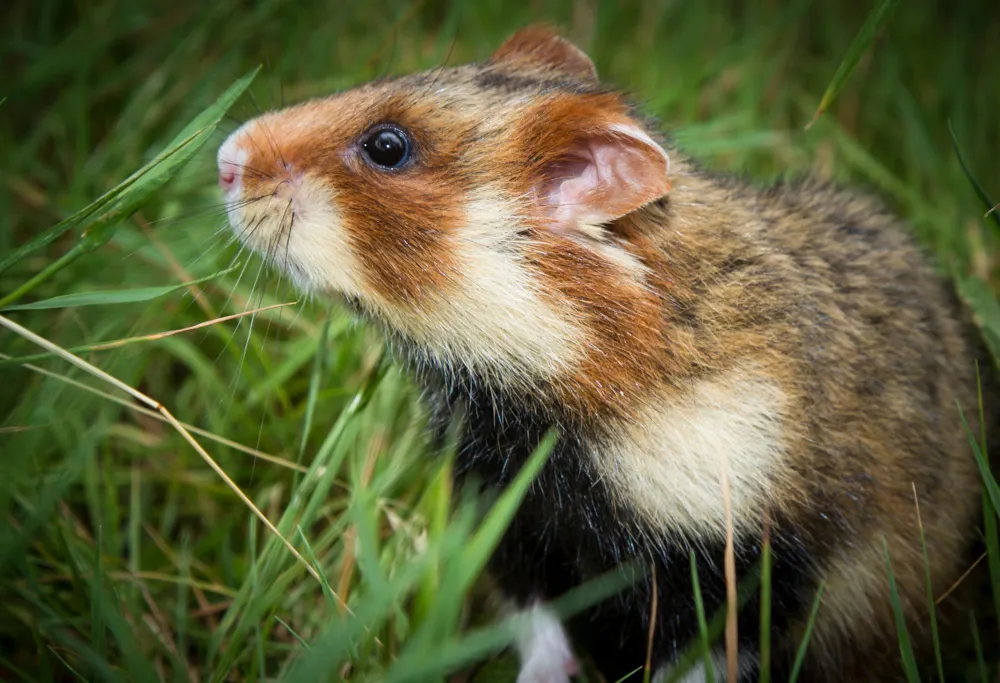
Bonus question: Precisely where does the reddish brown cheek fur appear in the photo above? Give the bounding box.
[331,166,464,304]
[523,231,668,418]
[238,94,472,306]
[331,95,474,305]
[493,94,695,418]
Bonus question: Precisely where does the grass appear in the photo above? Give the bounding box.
[1,0,999,680]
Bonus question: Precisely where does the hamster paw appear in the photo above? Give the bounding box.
[516,652,579,683]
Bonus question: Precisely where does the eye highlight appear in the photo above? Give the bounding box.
[361,126,411,169]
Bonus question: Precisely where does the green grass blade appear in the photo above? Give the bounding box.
[614,667,646,683]
[882,538,922,683]
[296,525,337,610]
[970,611,988,682]
[0,66,259,280]
[759,523,772,683]
[788,583,825,683]
[454,429,556,593]
[806,0,899,128]
[0,247,88,310]
[88,573,159,683]
[547,559,643,623]
[46,648,93,683]
[386,562,641,683]
[294,314,331,477]
[958,403,1000,515]
[948,120,1000,232]
[207,369,384,673]
[383,613,517,683]
[128,466,141,615]
[412,453,454,630]
[955,276,1000,366]
[275,616,310,650]
[91,525,107,661]
[661,563,763,683]
[915,491,944,682]
[248,515,266,681]
[175,534,192,683]
[282,551,433,680]
[14,587,127,682]
[1,266,235,311]
[401,430,556,652]
[689,550,715,683]
[976,363,1000,640]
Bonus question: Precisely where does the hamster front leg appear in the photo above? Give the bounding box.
[513,601,580,683]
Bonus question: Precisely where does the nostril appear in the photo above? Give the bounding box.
[218,161,240,191]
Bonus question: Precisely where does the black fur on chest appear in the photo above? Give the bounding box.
[409,361,816,681]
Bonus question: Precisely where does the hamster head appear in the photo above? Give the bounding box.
[218,25,673,410]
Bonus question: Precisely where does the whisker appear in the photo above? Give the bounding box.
[258,116,289,172]
[424,35,459,96]
[246,91,263,117]
[222,215,268,313]
[246,87,289,172]
[212,162,276,182]
[144,194,277,229]
[186,229,233,272]
[266,57,275,112]
[186,155,277,181]
[278,64,285,110]
[231,255,269,393]
[241,128,277,174]
[248,222,293,488]
[282,205,295,276]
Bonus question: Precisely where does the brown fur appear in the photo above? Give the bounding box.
[217,25,992,682]
[649,169,986,678]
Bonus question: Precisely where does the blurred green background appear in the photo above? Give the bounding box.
[2,0,999,680]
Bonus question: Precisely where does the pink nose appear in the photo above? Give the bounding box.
[218,161,240,191]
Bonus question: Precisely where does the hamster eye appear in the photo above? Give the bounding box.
[362,127,410,169]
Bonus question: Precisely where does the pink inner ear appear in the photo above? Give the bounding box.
[538,129,671,234]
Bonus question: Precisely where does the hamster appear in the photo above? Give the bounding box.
[216,25,994,682]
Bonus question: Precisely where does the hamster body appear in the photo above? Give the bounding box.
[217,26,992,682]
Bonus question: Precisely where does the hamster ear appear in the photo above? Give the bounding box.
[491,25,597,81]
[537,123,672,234]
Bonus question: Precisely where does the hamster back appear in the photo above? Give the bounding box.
[216,25,992,682]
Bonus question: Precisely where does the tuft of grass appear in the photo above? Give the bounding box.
[0,67,259,305]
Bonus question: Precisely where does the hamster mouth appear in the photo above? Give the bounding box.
[226,194,295,257]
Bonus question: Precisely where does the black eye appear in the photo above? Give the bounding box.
[362,127,410,169]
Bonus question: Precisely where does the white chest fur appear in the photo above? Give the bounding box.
[592,368,791,539]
